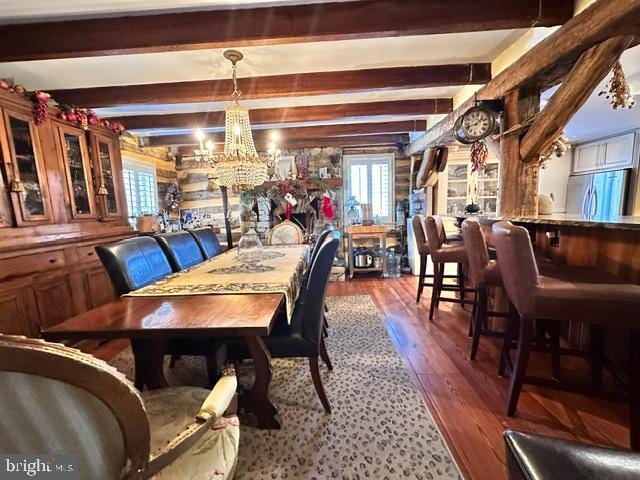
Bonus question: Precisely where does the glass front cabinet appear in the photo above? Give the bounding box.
[437,156,500,216]
[2,106,53,225]
[90,132,125,221]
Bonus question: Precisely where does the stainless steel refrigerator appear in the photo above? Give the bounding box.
[566,169,630,218]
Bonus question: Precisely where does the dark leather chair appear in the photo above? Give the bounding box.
[504,429,640,479]
[188,227,222,259]
[95,237,173,296]
[425,215,474,320]
[492,221,640,417]
[228,231,341,413]
[155,231,205,272]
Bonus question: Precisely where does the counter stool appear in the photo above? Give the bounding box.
[413,214,460,303]
[492,221,640,445]
[425,215,474,321]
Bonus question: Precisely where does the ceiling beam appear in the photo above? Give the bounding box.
[112,99,452,131]
[49,64,490,108]
[0,0,574,62]
[147,120,424,146]
[406,0,640,155]
[176,134,409,153]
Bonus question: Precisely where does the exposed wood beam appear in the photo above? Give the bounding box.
[148,121,424,146]
[175,134,408,153]
[520,36,635,161]
[113,99,451,131]
[406,0,640,155]
[50,64,490,108]
[0,0,574,62]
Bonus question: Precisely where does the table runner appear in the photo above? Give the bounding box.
[126,245,309,323]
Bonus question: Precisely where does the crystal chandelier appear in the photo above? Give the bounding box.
[209,50,269,190]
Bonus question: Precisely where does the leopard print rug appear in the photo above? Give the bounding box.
[111,295,461,479]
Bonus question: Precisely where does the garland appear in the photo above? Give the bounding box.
[0,79,125,135]
[470,140,489,172]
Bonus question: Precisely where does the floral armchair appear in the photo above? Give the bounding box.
[0,335,239,479]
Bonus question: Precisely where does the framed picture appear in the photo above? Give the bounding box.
[277,155,297,179]
[319,167,330,178]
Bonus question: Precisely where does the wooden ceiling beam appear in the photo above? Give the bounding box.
[406,0,640,154]
[148,120,424,146]
[0,0,574,62]
[112,99,452,131]
[49,64,490,108]
[175,134,408,153]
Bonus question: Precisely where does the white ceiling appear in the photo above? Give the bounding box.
[548,44,640,143]
[0,30,523,90]
[0,0,357,23]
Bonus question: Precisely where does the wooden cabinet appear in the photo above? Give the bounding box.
[0,89,134,337]
[2,105,53,225]
[573,133,635,174]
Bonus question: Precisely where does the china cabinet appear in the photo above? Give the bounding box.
[0,89,133,337]
[437,158,500,215]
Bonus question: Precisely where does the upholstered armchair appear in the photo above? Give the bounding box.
[0,335,239,479]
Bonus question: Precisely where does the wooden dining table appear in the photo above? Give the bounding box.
[43,293,285,429]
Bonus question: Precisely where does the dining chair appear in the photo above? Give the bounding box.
[0,334,239,479]
[155,231,205,272]
[228,231,340,413]
[96,237,173,297]
[268,219,305,245]
[189,227,223,259]
[96,237,222,386]
[307,225,335,336]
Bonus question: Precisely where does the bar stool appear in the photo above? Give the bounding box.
[425,215,474,321]
[461,220,508,360]
[492,221,640,424]
[413,215,461,302]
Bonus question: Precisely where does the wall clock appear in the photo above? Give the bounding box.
[453,104,499,144]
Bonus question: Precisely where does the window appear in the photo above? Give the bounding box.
[344,154,394,222]
[122,159,158,225]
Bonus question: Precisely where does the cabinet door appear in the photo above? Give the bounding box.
[602,133,635,170]
[91,132,125,220]
[2,107,53,225]
[573,143,601,174]
[0,288,38,336]
[0,114,14,227]
[32,276,74,329]
[57,123,96,220]
[83,266,116,310]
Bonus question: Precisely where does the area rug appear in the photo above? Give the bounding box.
[110,295,461,479]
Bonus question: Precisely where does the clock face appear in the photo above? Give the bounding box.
[462,107,494,139]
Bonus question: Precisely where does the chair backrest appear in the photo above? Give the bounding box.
[462,219,491,286]
[189,227,222,259]
[96,237,173,296]
[492,221,541,316]
[155,231,205,272]
[309,225,335,268]
[268,220,304,245]
[296,231,340,346]
[0,335,150,479]
[412,214,428,252]
[425,215,445,253]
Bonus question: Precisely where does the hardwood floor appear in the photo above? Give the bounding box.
[327,275,629,480]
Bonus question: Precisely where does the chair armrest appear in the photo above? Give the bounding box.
[142,370,238,478]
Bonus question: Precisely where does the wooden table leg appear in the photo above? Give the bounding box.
[629,331,640,451]
[130,338,169,390]
[241,335,281,429]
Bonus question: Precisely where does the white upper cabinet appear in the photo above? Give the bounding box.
[572,133,635,174]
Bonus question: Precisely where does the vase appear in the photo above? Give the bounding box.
[237,228,263,261]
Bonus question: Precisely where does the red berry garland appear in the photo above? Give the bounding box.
[470,141,489,173]
[32,91,51,125]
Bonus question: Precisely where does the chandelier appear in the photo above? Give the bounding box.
[195,50,270,190]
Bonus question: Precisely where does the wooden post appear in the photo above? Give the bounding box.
[220,186,233,248]
[498,88,541,217]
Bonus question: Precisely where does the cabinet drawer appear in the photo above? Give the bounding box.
[77,245,100,264]
[0,250,66,282]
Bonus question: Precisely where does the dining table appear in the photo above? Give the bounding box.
[42,245,310,430]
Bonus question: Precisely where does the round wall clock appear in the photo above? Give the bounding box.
[453,105,498,144]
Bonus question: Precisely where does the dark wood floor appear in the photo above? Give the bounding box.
[327,275,629,480]
[89,274,629,480]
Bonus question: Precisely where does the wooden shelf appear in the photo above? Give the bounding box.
[262,177,343,191]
